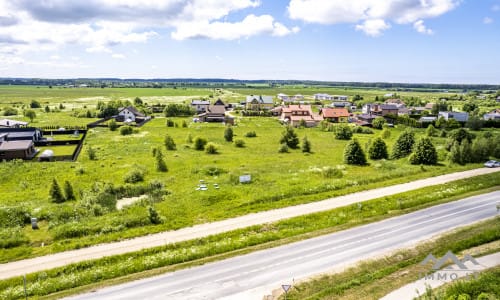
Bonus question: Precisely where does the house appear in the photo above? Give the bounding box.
[425,103,435,110]
[419,116,437,124]
[280,105,323,127]
[0,119,28,128]
[483,109,500,120]
[117,106,145,123]
[320,108,349,123]
[330,101,352,108]
[438,111,469,123]
[0,128,43,142]
[384,99,406,108]
[292,94,304,101]
[277,93,289,101]
[197,105,227,123]
[356,114,377,125]
[332,95,348,101]
[245,95,274,110]
[496,96,500,102]
[314,93,334,101]
[191,100,210,114]
[362,104,398,116]
[0,140,37,160]
[214,99,226,106]
[384,93,394,98]
[399,107,427,116]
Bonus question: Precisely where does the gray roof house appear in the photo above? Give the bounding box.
[438,111,469,122]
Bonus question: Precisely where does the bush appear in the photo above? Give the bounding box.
[368,137,388,160]
[0,228,29,248]
[224,126,233,142]
[392,130,415,159]
[335,125,353,140]
[234,139,245,148]
[87,146,97,160]
[471,137,491,163]
[120,126,133,135]
[49,179,65,203]
[108,119,118,131]
[278,144,289,153]
[164,134,176,150]
[446,128,474,150]
[30,100,41,108]
[302,136,311,153]
[205,142,218,154]
[194,137,207,150]
[245,131,257,137]
[155,150,168,172]
[182,120,188,128]
[344,139,367,165]
[63,181,75,200]
[381,128,391,139]
[2,107,18,116]
[280,126,300,149]
[410,137,438,165]
[166,119,175,127]
[426,124,437,137]
[164,103,195,117]
[148,206,162,225]
[372,117,386,129]
[124,169,144,183]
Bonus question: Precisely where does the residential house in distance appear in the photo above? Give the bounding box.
[280,104,323,127]
[292,94,304,101]
[0,119,28,128]
[117,106,146,123]
[197,105,228,123]
[362,104,398,117]
[314,93,334,101]
[483,109,500,120]
[438,111,469,123]
[0,140,37,160]
[384,99,406,108]
[425,103,435,110]
[277,94,304,103]
[0,128,43,142]
[320,108,349,123]
[245,95,274,111]
[277,93,289,101]
[191,100,210,114]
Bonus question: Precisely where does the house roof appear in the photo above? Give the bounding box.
[0,140,33,151]
[282,104,313,113]
[119,106,145,117]
[214,99,226,106]
[191,100,210,105]
[205,105,226,114]
[321,108,349,118]
[246,95,274,104]
[2,130,36,139]
[425,103,435,109]
[384,98,405,105]
[380,104,399,110]
[289,115,323,122]
[0,119,28,127]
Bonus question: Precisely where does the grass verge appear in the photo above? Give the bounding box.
[279,218,500,300]
[0,173,498,299]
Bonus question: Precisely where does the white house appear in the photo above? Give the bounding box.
[118,106,145,122]
[277,93,289,101]
[483,109,500,120]
[438,111,469,123]
[191,100,210,114]
[314,93,334,100]
[0,119,28,128]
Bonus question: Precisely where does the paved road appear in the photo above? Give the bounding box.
[67,191,500,300]
[1,168,497,280]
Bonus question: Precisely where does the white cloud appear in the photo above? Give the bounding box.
[49,55,60,60]
[483,17,494,24]
[288,0,458,36]
[355,19,391,37]
[493,5,500,12]
[413,20,434,35]
[111,53,126,59]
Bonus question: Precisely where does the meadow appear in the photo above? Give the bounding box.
[0,85,497,263]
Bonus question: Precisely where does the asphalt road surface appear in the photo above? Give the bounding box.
[68,191,499,300]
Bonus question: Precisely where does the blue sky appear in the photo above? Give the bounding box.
[0,0,499,84]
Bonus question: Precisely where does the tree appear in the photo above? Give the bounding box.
[381,128,391,139]
[49,179,65,203]
[449,141,462,164]
[24,109,36,122]
[194,137,207,150]
[155,150,168,172]
[335,125,353,140]
[344,139,367,165]
[148,206,162,224]
[372,117,386,130]
[134,97,143,106]
[302,136,311,153]
[435,116,447,129]
[63,181,75,200]
[471,137,490,163]
[466,116,483,131]
[410,137,438,165]
[224,126,233,142]
[164,104,195,117]
[164,134,176,150]
[446,128,474,150]
[30,100,41,108]
[462,101,477,113]
[108,119,118,131]
[446,118,461,130]
[426,124,437,137]
[392,130,415,159]
[459,139,472,164]
[280,126,300,149]
[44,105,50,113]
[368,137,388,160]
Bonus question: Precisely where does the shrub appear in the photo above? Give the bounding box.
[205,142,218,154]
[30,100,41,108]
[321,166,343,178]
[372,117,386,129]
[381,128,391,139]
[148,206,162,224]
[344,139,367,165]
[87,146,97,160]
[0,228,29,248]
[124,169,144,183]
[335,125,353,140]
[410,137,438,165]
[368,137,388,160]
[302,136,311,153]
[166,119,175,127]
[278,144,289,153]
[426,124,437,137]
[2,107,18,116]
[164,103,195,117]
[155,150,168,172]
[108,119,118,131]
[224,126,233,142]
[245,131,257,137]
[446,128,474,151]
[63,181,75,200]
[471,137,491,163]
[234,139,245,148]
[164,134,176,150]
[280,126,299,148]
[49,179,65,203]
[194,137,207,150]
[182,120,188,128]
[299,119,307,128]
[24,109,36,122]
[186,133,193,143]
[120,126,133,135]
[392,130,415,159]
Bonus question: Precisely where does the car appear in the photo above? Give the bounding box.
[484,160,500,168]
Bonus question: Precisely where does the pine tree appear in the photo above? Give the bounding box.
[63,181,75,200]
[164,134,176,150]
[410,137,438,165]
[280,126,299,149]
[459,139,472,164]
[49,179,65,203]
[155,150,168,172]
[148,206,162,224]
[344,139,367,165]
[368,137,388,160]
[302,136,311,153]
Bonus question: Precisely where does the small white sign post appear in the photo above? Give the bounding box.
[282,284,292,300]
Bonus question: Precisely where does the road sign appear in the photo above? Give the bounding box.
[282,284,291,292]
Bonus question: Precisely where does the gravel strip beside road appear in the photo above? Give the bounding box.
[0,167,498,280]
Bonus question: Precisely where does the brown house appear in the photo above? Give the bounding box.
[0,140,37,160]
[320,108,349,123]
[197,105,227,123]
[280,105,323,127]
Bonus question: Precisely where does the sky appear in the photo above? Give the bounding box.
[0,0,499,84]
